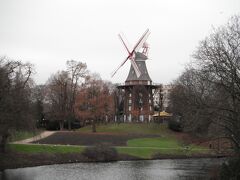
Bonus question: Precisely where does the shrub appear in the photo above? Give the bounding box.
[82,144,118,162]
[220,157,240,180]
[168,117,183,132]
[46,120,59,130]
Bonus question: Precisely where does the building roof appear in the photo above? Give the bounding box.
[153,111,172,117]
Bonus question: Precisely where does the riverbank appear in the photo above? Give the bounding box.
[1,124,232,170]
[0,151,228,171]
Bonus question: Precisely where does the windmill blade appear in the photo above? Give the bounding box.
[130,53,141,78]
[118,33,131,55]
[135,31,150,53]
[130,58,141,78]
[111,29,150,78]
[132,29,150,53]
[111,55,130,77]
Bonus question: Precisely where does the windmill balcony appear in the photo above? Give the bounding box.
[125,80,152,86]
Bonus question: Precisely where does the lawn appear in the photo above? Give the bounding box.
[78,123,171,135]
[127,137,180,148]
[117,137,210,158]
[8,124,212,159]
[9,130,42,142]
[8,144,85,154]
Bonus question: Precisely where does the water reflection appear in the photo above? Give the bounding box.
[2,158,224,180]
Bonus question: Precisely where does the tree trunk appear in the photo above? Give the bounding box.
[68,119,71,130]
[92,119,96,133]
[59,121,64,131]
[0,134,9,153]
[104,115,108,125]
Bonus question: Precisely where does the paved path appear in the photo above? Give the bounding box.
[13,131,56,144]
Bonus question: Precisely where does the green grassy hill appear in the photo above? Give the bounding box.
[78,123,170,135]
[9,123,212,159]
[78,123,211,158]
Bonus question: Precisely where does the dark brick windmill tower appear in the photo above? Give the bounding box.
[112,29,157,122]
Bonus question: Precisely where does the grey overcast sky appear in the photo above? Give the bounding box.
[0,0,240,85]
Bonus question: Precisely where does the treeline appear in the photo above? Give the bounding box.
[169,15,240,153]
[0,58,116,152]
[0,58,34,152]
[44,63,116,132]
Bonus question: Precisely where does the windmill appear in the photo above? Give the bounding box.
[111,29,150,78]
[113,29,158,123]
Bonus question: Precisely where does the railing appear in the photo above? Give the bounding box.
[115,81,163,87]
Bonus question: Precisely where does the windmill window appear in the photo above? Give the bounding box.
[129,99,132,104]
[128,114,132,122]
[129,106,131,111]
[129,93,131,97]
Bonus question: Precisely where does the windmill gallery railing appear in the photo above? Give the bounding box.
[117,81,162,87]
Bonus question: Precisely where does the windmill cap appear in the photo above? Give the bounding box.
[135,52,148,60]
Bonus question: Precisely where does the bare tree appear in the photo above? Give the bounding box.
[153,84,164,122]
[113,86,124,123]
[193,15,240,150]
[45,71,69,130]
[32,85,46,128]
[66,60,87,129]
[169,68,216,134]
[45,60,87,130]
[0,57,34,152]
[170,15,240,152]
[75,74,114,132]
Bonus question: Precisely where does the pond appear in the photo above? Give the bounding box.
[1,158,225,180]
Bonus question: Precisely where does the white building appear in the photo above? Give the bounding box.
[153,84,173,111]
